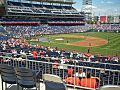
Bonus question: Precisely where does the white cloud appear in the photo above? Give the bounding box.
[83,5,97,9]
[82,5,97,13]
[101,0,113,4]
[92,5,97,9]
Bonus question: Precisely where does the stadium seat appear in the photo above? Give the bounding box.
[100,85,120,90]
[0,64,16,90]
[15,67,40,90]
[43,74,67,90]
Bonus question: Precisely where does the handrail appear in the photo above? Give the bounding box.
[0,55,120,72]
[0,51,120,66]
[0,55,120,89]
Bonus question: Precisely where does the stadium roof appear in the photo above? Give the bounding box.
[27,0,76,4]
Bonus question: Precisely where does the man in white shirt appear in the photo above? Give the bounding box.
[74,69,86,78]
[60,57,65,64]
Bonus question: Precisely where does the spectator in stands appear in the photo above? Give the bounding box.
[67,67,73,77]
[74,69,86,78]
[53,60,59,68]
[110,55,119,62]
[12,49,17,54]
[2,43,6,51]
[97,54,101,61]
[20,50,26,56]
[107,55,111,61]
[40,50,45,56]
[70,52,73,59]
[60,57,65,64]
[80,71,98,88]
[64,76,80,86]
[64,67,80,86]
[32,50,38,58]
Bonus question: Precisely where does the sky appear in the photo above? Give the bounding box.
[73,0,120,16]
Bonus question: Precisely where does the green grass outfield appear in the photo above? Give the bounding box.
[29,32,120,56]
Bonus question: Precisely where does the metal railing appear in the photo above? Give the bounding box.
[0,54,120,90]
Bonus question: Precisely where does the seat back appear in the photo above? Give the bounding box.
[80,78,97,88]
[15,67,37,88]
[100,85,120,90]
[0,64,16,77]
[15,67,35,81]
[0,64,16,85]
[43,74,63,83]
[43,74,67,90]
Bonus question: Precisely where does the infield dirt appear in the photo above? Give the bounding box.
[63,35,108,47]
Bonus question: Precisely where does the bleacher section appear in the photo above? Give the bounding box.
[1,1,119,27]
[2,25,89,37]
[0,38,120,89]
[0,26,10,40]
[0,0,85,25]
[0,24,119,40]
[7,1,83,17]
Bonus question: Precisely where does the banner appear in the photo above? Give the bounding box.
[99,16,107,23]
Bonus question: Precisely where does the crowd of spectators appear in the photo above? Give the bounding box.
[0,38,119,64]
[0,24,120,63]
[89,24,120,32]
[3,24,120,38]
[3,25,90,38]
[64,69,99,88]
[0,37,120,88]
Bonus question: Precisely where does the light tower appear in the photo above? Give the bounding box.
[82,0,92,22]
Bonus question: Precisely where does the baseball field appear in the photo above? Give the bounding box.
[29,32,120,56]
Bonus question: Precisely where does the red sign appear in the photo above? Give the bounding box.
[99,16,107,23]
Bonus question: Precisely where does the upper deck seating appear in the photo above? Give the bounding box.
[7,1,77,12]
[22,3,32,7]
[9,1,22,6]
